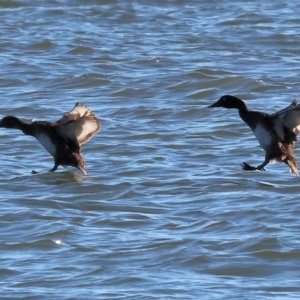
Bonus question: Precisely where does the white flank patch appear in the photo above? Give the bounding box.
[37,134,56,156]
[252,124,271,151]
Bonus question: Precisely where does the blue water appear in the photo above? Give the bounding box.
[1,1,300,299]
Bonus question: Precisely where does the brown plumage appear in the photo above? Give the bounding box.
[0,103,100,175]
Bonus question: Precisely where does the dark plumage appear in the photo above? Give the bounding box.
[208,95,300,176]
[0,103,100,175]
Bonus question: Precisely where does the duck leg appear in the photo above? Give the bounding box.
[32,164,58,174]
[242,162,266,171]
[49,162,59,172]
[242,155,269,172]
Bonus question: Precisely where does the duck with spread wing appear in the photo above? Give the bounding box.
[0,103,100,175]
[208,95,300,176]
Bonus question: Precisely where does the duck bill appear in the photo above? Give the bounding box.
[208,100,221,108]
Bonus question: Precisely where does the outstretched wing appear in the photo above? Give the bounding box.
[57,103,100,146]
[272,99,300,142]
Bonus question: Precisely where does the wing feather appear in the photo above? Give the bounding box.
[272,99,300,140]
[57,103,100,146]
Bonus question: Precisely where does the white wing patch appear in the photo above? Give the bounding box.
[253,124,271,151]
[36,134,56,156]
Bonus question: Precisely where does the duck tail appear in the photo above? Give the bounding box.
[74,153,88,175]
[279,143,298,176]
[284,155,298,176]
[77,163,88,176]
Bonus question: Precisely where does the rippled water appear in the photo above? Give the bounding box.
[1,1,300,299]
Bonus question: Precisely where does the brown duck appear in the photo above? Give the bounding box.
[0,103,100,175]
[209,95,300,176]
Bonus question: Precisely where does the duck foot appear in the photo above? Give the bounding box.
[31,170,39,174]
[241,162,265,172]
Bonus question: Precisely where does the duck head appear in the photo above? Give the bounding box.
[208,95,248,110]
[0,116,22,129]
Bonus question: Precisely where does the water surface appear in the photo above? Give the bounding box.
[1,1,300,299]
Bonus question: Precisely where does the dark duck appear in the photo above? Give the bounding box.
[0,103,100,175]
[208,95,300,176]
